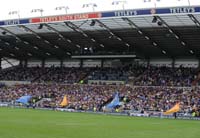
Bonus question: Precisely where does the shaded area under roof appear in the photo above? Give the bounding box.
[0,14,200,60]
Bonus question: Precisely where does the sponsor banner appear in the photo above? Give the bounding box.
[56,108,75,112]
[156,7,200,14]
[0,81,31,86]
[0,103,8,107]
[102,9,149,17]
[102,6,200,18]
[0,19,29,26]
[30,12,102,23]
[0,7,200,26]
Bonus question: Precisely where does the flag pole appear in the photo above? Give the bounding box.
[188,0,191,6]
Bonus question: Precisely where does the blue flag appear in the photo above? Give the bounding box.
[16,95,32,104]
[106,93,120,108]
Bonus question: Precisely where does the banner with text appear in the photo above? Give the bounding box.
[30,13,102,23]
[0,6,200,26]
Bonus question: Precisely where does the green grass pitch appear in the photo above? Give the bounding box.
[0,108,199,138]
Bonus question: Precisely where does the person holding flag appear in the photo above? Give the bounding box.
[106,92,120,109]
[60,95,68,107]
[164,102,180,119]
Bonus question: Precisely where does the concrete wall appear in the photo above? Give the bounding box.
[26,58,200,68]
[149,59,198,68]
[174,59,198,68]
[63,60,80,67]
[45,60,60,67]
[27,60,42,67]
[150,59,172,67]
[83,60,101,67]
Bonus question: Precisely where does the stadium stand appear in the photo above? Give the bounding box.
[0,66,46,81]
[1,1,200,119]
[0,82,200,117]
[0,65,197,86]
[0,66,89,83]
[36,67,89,83]
[133,66,196,86]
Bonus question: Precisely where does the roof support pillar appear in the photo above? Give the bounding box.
[198,59,200,68]
[172,59,175,69]
[19,60,23,68]
[24,59,28,68]
[101,59,104,68]
[60,60,63,68]
[42,59,45,68]
[0,57,1,70]
[80,59,83,68]
[147,58,150,67]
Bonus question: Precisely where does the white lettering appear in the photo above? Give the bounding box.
[114,10,137,17]
[4,20,20,25]
[74,14,89,20]
[170,7,195,13]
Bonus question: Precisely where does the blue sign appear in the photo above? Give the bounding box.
[157,7,200,14]
[0,19,29,26]
[102,6,200,18]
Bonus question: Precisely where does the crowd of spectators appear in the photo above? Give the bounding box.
[0,66,45,81]
[0,66,135,83]
[0,65,197,86]
[0,84,119,110]
[133,66,196,86]
[87,67,130,82]
[0,66,88,83]
[36,67,88,83]
[0,65,200,117]
[126,87,200,113]
[0,84,200,116]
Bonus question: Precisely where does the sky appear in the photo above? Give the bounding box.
[0,0,199,20]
